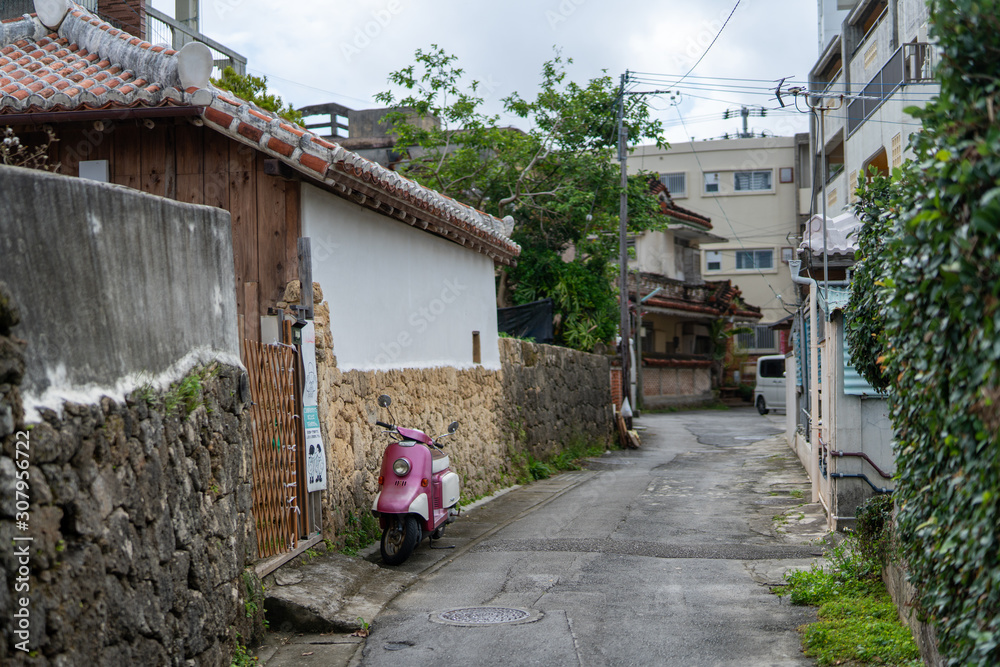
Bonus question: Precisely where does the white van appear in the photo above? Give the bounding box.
[754,355,786,415]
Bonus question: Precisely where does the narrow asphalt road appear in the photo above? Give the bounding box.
[359,407,823,666]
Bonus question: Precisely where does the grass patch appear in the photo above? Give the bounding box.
[777,539,920,666]
[337,512,381,556]
[507,432,614,484]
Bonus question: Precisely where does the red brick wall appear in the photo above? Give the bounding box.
[97,0,145,39]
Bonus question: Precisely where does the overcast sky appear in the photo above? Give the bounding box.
[158,0,820,144]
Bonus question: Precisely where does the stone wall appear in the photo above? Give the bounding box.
[498,338,614,460]
[884,563,943,666]
[311,299,614,535]
[0,288,259,666]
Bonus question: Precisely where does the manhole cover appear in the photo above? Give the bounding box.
[431,606,543,626]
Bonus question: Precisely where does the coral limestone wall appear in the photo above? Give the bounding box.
[0,289,257,666]
[311,296,614,535]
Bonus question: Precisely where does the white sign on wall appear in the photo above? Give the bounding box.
[301,321,327,492]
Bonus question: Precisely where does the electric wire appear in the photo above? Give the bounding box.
[666,0,743,90]
[665,103,793,318]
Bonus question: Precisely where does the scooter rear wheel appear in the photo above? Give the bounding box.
[381,516,421,565]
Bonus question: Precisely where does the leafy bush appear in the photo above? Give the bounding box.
[853,495,894,574]
[843,2,1000,663]
[211,67,303,125]
[780,540,920,666]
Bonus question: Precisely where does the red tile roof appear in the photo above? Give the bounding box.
[649,179,714,230]
[0,4,520,265]
[630,272,763,321]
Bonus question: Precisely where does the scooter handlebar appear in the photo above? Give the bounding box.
[375,420,394,429]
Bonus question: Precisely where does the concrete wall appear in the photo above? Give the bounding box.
[827,318,894,523]
[0,165,240,419]
[301,183,500,371]
[312,295,614,535]
[640,365,713,408]
[0,285,259,666]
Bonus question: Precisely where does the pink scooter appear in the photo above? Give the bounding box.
[371,394,460,565]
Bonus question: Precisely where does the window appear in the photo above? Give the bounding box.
[781,247,794,264]
[735,249,773,270]
[779,167,794,183]
[660,172,686,198]
[759,357,785,378]
[705,250,722,272]
[704,172,720,194]
[737,325,777,351]
[734,170,772,192]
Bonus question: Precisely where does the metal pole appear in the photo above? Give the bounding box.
[820,106,830,307]
[634,270,643,412]
[618,72,630,407]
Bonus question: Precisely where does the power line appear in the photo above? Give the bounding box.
[668,103,791,312]
[666,0,742,90]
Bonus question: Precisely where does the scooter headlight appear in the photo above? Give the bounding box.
[392,458,411,476]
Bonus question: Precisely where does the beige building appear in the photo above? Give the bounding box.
[630,136,808,353]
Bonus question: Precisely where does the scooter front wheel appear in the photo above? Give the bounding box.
[381,516,421,565]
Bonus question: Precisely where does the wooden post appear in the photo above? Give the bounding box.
[298,237,313,318]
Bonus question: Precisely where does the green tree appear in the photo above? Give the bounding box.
[212,66,303,125]
[376,47,667,350]
[845,2,1000,663]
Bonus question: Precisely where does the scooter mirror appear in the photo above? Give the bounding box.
[448,421,459,434]
[377,394,392,408]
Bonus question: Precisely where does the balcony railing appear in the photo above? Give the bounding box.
[846,42,935,136]
[145,6,246,76]
[0,1,245,77]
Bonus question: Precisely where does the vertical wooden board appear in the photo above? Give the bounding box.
[112,123,141,190]
[58,127,84,177]
[174,122,203,176]
[231,136,259,342]
[244,281,260,343]
[176,174,204,205]
[230,145,258,290]
[256,154,290,309]
[203,130,230,210]
[88,123,114,163]
[140,124,168,197]
[284,180,301,289]
[163,124,176,200]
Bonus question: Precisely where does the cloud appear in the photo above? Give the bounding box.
[182,0,816,142]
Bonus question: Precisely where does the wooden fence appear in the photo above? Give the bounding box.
[244,340,301,558]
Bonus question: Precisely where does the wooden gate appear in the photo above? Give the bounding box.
[245,340,301,558]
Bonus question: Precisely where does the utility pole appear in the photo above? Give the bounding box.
[617,72,631,409]
[806,96,843,304]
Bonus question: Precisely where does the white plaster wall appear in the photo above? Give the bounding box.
[634,229,678,279]
[301,183,501,371]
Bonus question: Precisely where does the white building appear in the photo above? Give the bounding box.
[630,137,807,355]
[809,0,937,217]
[788,0,937,528]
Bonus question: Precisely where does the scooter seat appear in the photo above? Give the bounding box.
[431,449,450,474]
